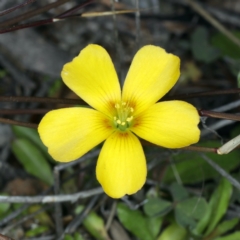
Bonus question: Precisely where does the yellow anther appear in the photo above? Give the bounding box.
[113,116,117,120]
[130,107,134,112]
[115,103,120,109]
[122,102,126,106]
[126,116,133,122]
[117,119,121,124]
[121,122,126,126]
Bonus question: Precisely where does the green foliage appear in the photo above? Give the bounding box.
[11,138,53,185]
[143,198,173,217]
[211,31,240,59]
[175,197,208,229]
[117,202,162,240]
[64,233,84,240]
[12,126,54,162]
[213,218,239,239]
[163,141,240,184]
[204,178,232,236]
[48,78,63,96]
[11,126,54,185]
[214,232,240,240]
[170,182,189,201]
[25,225,49,237]
[238,71,240,87]
[191,27,220,63]
[75,205,109,240]
[157,222,187,240]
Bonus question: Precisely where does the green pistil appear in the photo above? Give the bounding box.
[113,102,134,131]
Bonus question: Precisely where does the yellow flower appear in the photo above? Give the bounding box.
[38,44,200,198]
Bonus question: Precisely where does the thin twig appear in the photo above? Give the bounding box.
[181,145,217,153]
[0,109,50,115]
[163,88,240,100]
[56,0,95,18]
[0,96,86,105]
[0,0,71,29]
[187,0,240,48]
[212,99,240,112]
[81,10,138,17]
[201,154,240,190]
[0,117,37,129]
[0,187,103,203]
[0,0,36,17]
[54,168,63,238]
[0,10,138,34]
[199,110,240,122]
[105,201,117,231]
[1,205,51,235]
[0,0,97,34]
[64,195,100,234]
[201,119,235,137]
[54,150,100,171]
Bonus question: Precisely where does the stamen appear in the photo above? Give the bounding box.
[126,116,133,122]
[115,103,120,109]
[113,101,134,131]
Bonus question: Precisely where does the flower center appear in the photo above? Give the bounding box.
[113,101,134,131]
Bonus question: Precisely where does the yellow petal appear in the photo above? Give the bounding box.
[61,44,121,116]
[38,108,114,162]
[96,131,146,198]
[131,101,200,148]
[122,45,180,115]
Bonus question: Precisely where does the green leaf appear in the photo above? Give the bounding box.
[175,197,208,229]
[238,71,240,87]
[12,126,54,162]
[73,233,85,240]
[11,138,53,185]
[192,202,211,236]
[25,225,49,237]
[117,203,155,240]
[205,178,232,236]
[211,31,240,59]
[64,233,84,240]
[191,27,220,63]
[212,218,239,238]
[28,205,53,226]
[80,207,109,240]
[64,235,74,240]
[147,216,163,238]
[48,78,63,96]
[163,141,240,184]
[170,183,189,202]
[157,222,187,240]
[214,232,240,240]
[143,198,173,217]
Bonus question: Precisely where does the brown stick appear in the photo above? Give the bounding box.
[0,117,37,129]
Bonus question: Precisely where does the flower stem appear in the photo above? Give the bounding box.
[0,117,37,129]
[0,0,36,17]
[182,145,218,153]
[0,109,51,115]
[163,88,240,100]
[0,0,70,29]
[199,109,240,121]
[0,96,86,105]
